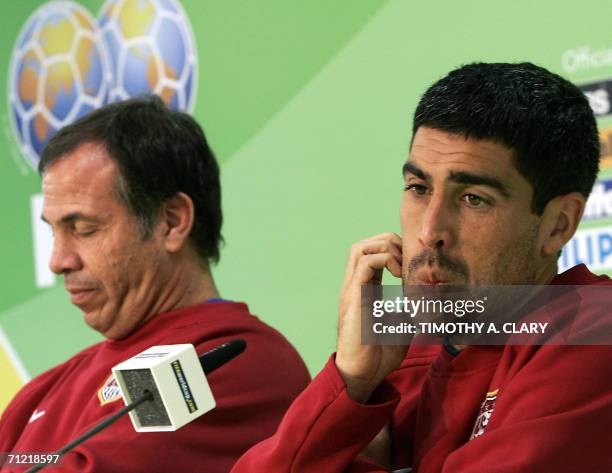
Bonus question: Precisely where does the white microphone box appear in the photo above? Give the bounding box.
[112,344,216,432]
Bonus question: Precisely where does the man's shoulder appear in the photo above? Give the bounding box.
[144,301,311,386]
[155,301,304,352]
[554,263,612,285]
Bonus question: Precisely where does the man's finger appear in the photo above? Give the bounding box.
[344,237,402,285]
[351,252,402,285]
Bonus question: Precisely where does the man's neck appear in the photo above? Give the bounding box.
[146,258,220,321]
[172,264,220,308]
[535,259,559,285]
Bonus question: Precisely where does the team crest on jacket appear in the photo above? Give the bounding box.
[98,374,121,406]
[470,388,499,439]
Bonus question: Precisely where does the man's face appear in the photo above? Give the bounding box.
[42,142,171,339]
[401,127,545,286]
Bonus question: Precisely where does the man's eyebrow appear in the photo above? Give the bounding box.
[40,212,99,225]
[402,162,511,199]
[448,171,511,198]
[402,162,430,181]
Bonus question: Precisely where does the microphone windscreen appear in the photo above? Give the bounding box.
[120,369,171,427]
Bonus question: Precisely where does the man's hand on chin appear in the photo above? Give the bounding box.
[335,232,409,403]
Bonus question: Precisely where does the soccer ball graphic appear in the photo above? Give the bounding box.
[8,0,198,170]
[8,1,111,169]
[98,0,197,112]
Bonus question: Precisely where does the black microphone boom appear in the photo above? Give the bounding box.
[200,339,246,374]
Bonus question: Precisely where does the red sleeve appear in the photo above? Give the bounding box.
[232,345,612,473]
[0,358,80,454]
[434,345,612,472]
[231,355,399,473]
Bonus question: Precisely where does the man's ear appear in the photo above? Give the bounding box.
[160,192,195,253]
[539,192,585,257]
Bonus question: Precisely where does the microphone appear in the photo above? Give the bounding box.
[200,339,246,374]
[26,340,246,473]
[112,339,247,432]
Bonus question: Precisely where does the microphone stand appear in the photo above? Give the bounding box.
[25,390,153,473]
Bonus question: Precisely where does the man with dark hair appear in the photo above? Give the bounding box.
[231,62,612,472]
[0,96,310,473]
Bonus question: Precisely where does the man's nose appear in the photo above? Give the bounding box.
[49,235,83,274]
[418,194,455,251]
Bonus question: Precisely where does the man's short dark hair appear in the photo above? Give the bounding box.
[39,95,223,264]
[412,62,600,214]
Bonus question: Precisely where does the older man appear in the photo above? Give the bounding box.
[231,62,612,472]
[0,97,310,473]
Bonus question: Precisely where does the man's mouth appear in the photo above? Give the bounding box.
[66,287,97,305]
[417,279,449,285]
[414,269,450,285]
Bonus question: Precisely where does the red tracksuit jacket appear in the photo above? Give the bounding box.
[231,265,612,472]
[0,301,311,473]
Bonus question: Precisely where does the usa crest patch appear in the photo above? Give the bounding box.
[98,374,121,406]
[470,388,499,439]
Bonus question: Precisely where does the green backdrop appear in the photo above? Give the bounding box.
[3,0,612,412]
